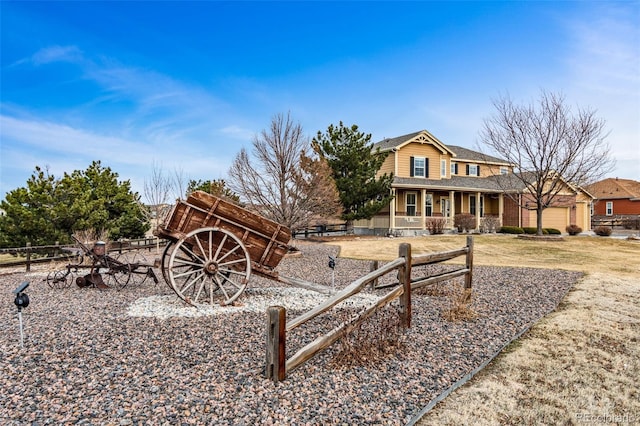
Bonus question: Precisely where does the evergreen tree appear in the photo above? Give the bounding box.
[0,161,149,247]
[0,167,66,246]
[312,122,393,231]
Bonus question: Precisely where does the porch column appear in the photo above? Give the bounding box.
[475,191,481,231]
[449,190,455,227]
[498,193,504,227]
[421,188,426,230]
[390,189,396,231]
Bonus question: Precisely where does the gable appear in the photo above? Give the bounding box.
[374,130,455,156]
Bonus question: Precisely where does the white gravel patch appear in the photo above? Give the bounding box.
[127,287,380,319]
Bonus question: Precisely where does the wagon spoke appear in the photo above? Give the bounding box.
[216,272,244,292]
[178,271,205,294]
[216,243,242,263]
[194,233,210,262]
[213,233,227,261]
[217,257,248,268]
[214,274,231,301]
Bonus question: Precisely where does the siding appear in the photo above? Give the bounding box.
[397,143,450,179]
[378,152,395,175]
[592,199,640,215]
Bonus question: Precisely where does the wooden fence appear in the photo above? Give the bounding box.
[265,235,474,382]
[0,237,164,271]
[292,223,347,239]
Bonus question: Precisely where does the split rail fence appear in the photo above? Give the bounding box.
[265,235,474,382]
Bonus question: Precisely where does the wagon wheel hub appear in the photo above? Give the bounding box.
[204,261,219,275]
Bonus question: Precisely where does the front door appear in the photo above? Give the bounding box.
[441,198,450,217]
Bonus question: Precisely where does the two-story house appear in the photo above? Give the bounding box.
[353,130,593,235]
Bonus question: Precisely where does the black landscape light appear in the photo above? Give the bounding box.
[13,281,30,348]
[328,256,336,292]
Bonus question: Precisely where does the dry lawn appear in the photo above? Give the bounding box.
[326,234,639,425]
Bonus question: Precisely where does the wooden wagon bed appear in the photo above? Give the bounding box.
[157,191,292,278]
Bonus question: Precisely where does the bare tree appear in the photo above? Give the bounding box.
[142,161,173,226]
[227,112,342,230]
[479,90,615,235]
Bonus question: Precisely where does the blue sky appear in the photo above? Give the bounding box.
[1,1,639,202]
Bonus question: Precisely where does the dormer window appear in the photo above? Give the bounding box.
[500,167,508,175]
[410,156,428,178]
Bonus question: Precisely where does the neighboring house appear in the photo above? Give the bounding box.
[353,130,593,235]
[585,178,640,217]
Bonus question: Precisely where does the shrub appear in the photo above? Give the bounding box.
[425,218,447,235]
[480,215,500,233]
[523,227,549,235]
[566,224,582,235]
[594,226,612,236]
[330,305,405,368]
[443,282,476,322]
[499,226,524,234]
[454,214,476,232]
[544,228,562,235]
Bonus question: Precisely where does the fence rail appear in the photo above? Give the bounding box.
[265,235,473,383]
[292,223,347,239]
[0,237,164,271]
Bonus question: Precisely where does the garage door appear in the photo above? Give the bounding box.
[531,207,569,231]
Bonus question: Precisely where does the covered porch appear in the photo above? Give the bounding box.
[386,188,504,232]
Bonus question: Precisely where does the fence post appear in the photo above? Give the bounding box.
[465,235,474,289]
[266,306,286,383]
[370,260,379,290]
[26,242,31,272]
[398,243,412,328]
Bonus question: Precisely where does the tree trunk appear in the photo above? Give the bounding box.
[346,219,355,235]
[537,206,544,236]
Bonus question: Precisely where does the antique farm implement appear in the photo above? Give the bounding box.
[46,236,159,290]
[156,190,328,306]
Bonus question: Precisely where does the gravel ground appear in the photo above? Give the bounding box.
[0,241,581,425]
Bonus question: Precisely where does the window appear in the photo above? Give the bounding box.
[406,192,417,216]
[606,201,613,216]
[451,163,458,175]
[467,164,480,176]
[425,193,433,216]
[469,195,484,216]
[500,167,508,175]
[410,157,427,178]
[441,160,447,177]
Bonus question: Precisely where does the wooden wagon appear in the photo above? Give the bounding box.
[156,191,323,306]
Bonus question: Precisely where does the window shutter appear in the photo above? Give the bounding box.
[466,164,470,175]
[455,163,458,174]
[425,158,429,178]
[477,165,481,176]
[410,157,414,177]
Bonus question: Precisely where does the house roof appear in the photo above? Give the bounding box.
[584,178,640,200]
[373,130,508,165]
[393,175,507,192]
[373,130,454,155]
[446,145,509,165]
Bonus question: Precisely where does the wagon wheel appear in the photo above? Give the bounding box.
[102,256,131,290]
[122,252,150,287]
[168,227,251,306]
[161,241,176,290]
[47,270,73,289]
